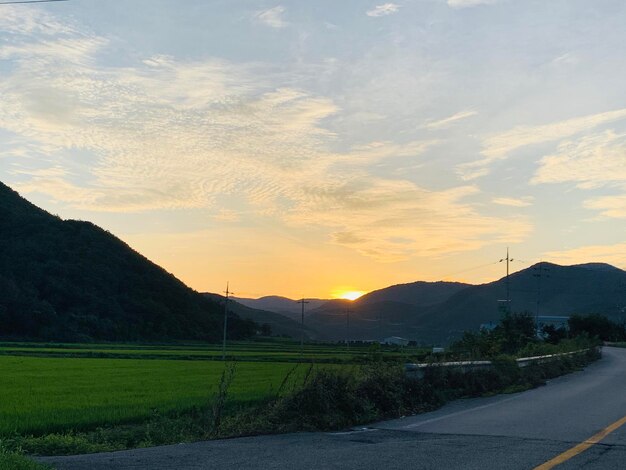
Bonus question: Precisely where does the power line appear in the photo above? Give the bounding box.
[0,0,68,4]
[441,260,502,281]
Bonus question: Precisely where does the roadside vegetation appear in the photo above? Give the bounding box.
[448,312,609,359]
[0,314,610,462]
[0,446,50,470]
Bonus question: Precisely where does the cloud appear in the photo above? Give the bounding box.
[552,52,580,67]
[530,130,626,220]
[492,197,533,207]
[0,5,78,35]
[531,131,626,189]
[426,110,477,130]
[366,3,401,17]
[255,6,288,28]
[543,243,626,270]
[1,8,532,262]
[584,195,626,219]
[287,180,531,261]
[459,109,626,180]
[447,0,502,8]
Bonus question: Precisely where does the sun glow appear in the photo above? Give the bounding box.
[336,291,366,301]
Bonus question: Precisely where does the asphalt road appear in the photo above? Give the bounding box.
[40,347,626,470]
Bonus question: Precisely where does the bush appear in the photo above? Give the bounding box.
[357,364,406,417]
[273,369,363,430]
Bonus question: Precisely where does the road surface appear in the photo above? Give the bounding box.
[40,347,626,469]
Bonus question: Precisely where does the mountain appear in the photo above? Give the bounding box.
[0,181,257,342]
[203,293,318,339]
[420,262,626,341]
[358,281,470,307]
[304,264,626,344]
[305,281,469,342]
[232,296,330,321]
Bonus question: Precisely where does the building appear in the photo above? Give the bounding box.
[382,336,410,346]
[536,315,569,334]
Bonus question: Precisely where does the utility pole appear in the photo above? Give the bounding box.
[296,298,309,355]
[346,307,351,351]
[533,261,550,332]
[222,282,233,361]
[499,247,514,314]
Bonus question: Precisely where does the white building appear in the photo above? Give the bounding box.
[382,336,410,346]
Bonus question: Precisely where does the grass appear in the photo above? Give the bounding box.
[0,355,334,437]
[0,450,50,470]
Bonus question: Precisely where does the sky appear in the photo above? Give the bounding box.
[1,0,625,299]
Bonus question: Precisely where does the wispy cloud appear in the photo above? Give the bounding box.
[255,6,288,28]
[584,195,626,219]
[530,130,626,220]
[531,131,626,189]
[426,110,477,130]
[447,0,502,8]
[287,181,531,261]
[366,3,401,17]
[543,243,626,269]
[1,8,532,263]
[492,197,533,207]
[459,109,626,180]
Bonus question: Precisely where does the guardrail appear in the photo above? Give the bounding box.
[405,347,600,379]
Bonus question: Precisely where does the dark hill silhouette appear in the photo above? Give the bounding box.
[0,181,257,342]
[418,262,626,343]
[305,263,626,344]
[357,281,470,307]
[305,281,469,342]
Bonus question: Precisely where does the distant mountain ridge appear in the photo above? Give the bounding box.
[0,181,259,342]
[302,263,626,344]
[357,281,470,307]
[232,296,330,321]
[203,293,317,339]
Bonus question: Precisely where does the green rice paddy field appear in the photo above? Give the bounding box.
[0,355,325,437]
[0,341,426,437]
[0,340,425,362]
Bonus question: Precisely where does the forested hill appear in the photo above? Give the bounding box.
[0,182,257,342]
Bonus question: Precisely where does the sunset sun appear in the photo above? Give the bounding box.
[337,291,366,301]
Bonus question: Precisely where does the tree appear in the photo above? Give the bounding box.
[568,314,626,342]
[497,312,536,354]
